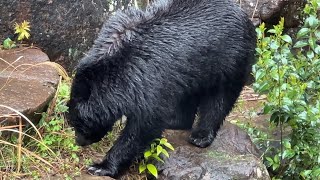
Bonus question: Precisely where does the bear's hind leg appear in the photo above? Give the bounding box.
[188,86,241,148]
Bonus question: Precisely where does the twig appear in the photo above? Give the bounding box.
[238,97,266,102]
[0,105,43,141]
[0,140,54,169]
[16,116,22,173]
[251,0,259,20]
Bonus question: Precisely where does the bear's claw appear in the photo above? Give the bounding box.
[88,165,115,177]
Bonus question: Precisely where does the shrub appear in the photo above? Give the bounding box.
[253,0,320,179]
[2,20,31,49]
[38,82,79,160]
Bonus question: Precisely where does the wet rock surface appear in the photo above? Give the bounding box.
[76,121,269,180]
[0,47,59,123]
[156,122,270,180]
[235,0,305,27]
[1,0,306,72]
[0,0,110,72]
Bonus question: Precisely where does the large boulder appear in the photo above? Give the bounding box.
[235,0,305,27]
[1,0,306,72]
[0,0,111,72]
[0,47,59,123]
[157,122,270,180]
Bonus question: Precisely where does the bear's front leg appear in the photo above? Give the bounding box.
[88,120,163,178]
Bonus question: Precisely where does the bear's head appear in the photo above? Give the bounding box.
[67,65,115,146]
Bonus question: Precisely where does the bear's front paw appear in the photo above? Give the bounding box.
[188,129,215,148]
[87,164,117,177]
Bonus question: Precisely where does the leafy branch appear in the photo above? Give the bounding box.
[139,138,174,178]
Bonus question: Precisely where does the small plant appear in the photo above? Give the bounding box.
[14,20,31,41]
[2,38,16,49]
[139,138,174,178]
[2,20,31,49]
[38,81,79,161]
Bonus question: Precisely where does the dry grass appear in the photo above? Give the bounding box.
[0,52,70,178]
[0,106,57,177]
[0,51,125,179]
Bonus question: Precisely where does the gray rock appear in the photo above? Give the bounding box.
[0,0,111,72]
[0,0,306,72]
[157,122,270,180]
[235,0,305,27]
[280,0,306,28]
[0,47,59,123]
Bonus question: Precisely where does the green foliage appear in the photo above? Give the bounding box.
[139,138,174,178]
[0,81,82,178]
[38,82,79,159]
[3,38,16,49]
[253,0,320,179]
[235,120,273,154]
[1,20,31,49]
[14,20,31,41]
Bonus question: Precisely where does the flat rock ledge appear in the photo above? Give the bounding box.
[157,122,270,180]
[0,47,59,124]
[80,122,270,180]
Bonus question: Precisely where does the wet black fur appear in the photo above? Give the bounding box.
[67,0,256,177]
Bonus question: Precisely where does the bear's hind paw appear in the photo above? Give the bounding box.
[188,129,215,148]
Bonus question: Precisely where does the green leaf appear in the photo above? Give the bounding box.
[281,35,292,44]
[304,4,311,14]
[3,38,16,49]
[282,149,295,159]
[315,30,320,39]
[297,28,310,38]
[306,15,319,28]
[267,29,277,34]
[139,163,146,174]
[270,41,279,50]
[163,142,174,151]
[156,145,163,156]
[281,58,288,65]
[263,104,272,114]
[256,82,269,93]
[294,41,308,48]
[274,155,280,164]
[151,154,164,163]
[255,69,266,80]
[144,151,152,159]
[272,163,280,171]
[151,143,156,151]
[14,21,31,41]
[147,164,158,178]
[309,36,316,50]
[300,170,312,178]
[315,45,320,54]
[161,148,169,157]
[159,138,167,145]
[266,157,274,163]
[307,50,314,59]
[283,139,291,149]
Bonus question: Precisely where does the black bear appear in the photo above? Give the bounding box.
[67,0,256,177]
